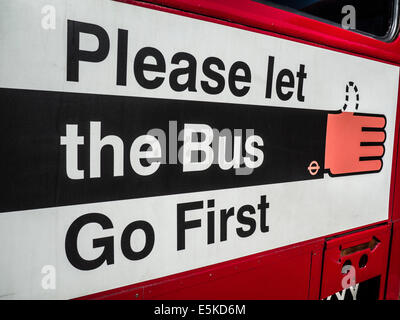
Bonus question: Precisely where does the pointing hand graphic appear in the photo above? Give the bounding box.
[324,112,386,176]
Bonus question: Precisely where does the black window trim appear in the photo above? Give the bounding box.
[254,0,400,42]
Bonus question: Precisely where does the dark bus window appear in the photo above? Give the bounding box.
[256,0,398,40]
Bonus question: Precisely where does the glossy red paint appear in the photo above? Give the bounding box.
[386,76,400,299]
[77,237,325,300]
[389,82,400,223]
[88,0,400,300]
[320,225,391,300]
[386,221,400,299]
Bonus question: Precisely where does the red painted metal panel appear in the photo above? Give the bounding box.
[320,225,391,300]
[77,238,324,300]
[386,221,400,299]
[308,243,325,300]
[389,79,400,223]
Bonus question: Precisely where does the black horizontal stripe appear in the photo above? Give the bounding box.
[0,88,327,212]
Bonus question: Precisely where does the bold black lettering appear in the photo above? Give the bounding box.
[67,20,110,82]
[296,64,307,102]
[121,220,155,260]
[276,69,294,101]
[220,207,235,242]
[201,57,225,95]
[265,56,275,99]
[65,213,114,271]
[177,201,203,250]
[134,47,166,89]
[116,29,128,86]
[228,61,251,97]
[207,199,215,245]
[169,52,197,92]
[236,205,256,238]
[258,195,270,233]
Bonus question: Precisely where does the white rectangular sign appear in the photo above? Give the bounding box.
[0,0,398,299]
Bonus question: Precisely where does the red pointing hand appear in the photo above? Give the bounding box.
[325,112,386,176]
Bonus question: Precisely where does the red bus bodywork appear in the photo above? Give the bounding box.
[73,0,400,300]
